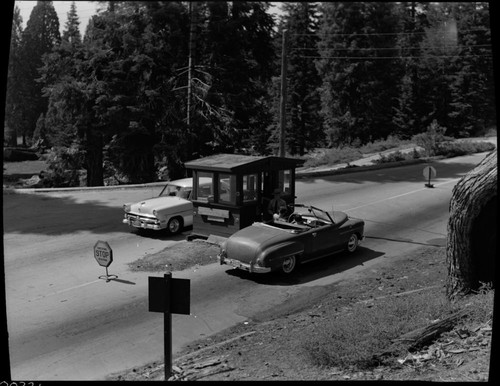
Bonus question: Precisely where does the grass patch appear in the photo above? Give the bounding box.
[301,283,494,372]
[301,289,457,369]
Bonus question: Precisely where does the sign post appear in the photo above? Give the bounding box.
[423,165,437,188]
[93,240,118,282]
[149,273,190,380]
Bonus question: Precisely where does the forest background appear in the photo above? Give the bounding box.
[4,1,496,187]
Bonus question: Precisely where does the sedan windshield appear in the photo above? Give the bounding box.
[159,184,191,199]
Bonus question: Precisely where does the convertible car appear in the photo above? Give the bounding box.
[218,204,364,275]
[123,177,210,234]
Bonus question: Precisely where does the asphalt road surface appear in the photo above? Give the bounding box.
[3,152,490,380]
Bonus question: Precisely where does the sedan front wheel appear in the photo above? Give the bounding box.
[167,217,182,235]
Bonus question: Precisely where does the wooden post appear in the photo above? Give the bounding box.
[279,29,289,157]
[164,272,172,380]
[149,274,190,380]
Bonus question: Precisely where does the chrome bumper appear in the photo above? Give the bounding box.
[218,254,271,273]
[123,215,162,230]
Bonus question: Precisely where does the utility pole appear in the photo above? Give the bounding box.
[279,29,289,157]
[187,2,197,128]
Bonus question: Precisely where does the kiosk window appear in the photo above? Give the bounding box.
[279,169,292,195]
[218,173,236,204]
[196,172,213,202]
[243,174,258,202]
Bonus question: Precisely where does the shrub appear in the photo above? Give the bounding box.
[372,149,423,164]
[434,141,496,157]
[303,147,362,168]
[359,135,410,154]
[412,120,452,156]
[41,144,85,187]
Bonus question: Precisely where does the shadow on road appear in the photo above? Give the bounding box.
[3,190,124,235]
[3,189,194,239]
[365,235,446,248]
[224,246,385,286]
[130,226,193,241]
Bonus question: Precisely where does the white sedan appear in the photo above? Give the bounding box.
[123,178,205,234]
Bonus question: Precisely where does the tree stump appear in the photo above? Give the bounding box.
[446,149,497,300]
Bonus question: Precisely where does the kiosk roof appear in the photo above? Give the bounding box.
[184,153,303,174]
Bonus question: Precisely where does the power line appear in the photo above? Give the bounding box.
[291,44,492,51]
[291,28,490,37]
[295,54,493,60]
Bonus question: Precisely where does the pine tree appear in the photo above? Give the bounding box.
[196,1,276,156]
[281,2,324,155]
[316,2,401,146]
[5,5,24,146]
[62,1,82,46]
[446,2,494,136]
[18,1,61,145]
[392,2,430,138]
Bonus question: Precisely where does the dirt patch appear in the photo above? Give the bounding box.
[111,246,493,381]
[128,239,221,272]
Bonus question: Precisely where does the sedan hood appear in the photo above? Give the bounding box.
[225,223,292,264]
[128,196,191,216]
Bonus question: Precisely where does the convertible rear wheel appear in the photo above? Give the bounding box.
[281,255,298,274]
[167,217,182,235]
[346,233,359,253]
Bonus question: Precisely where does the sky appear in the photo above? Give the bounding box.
[15,1,100,35]
[15,1,284,36]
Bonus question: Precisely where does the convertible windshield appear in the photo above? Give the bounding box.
[159,184,191,199]
[293,204,334,223]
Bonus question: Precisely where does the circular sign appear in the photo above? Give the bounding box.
[94,240,113,267]
[423,166,437,179]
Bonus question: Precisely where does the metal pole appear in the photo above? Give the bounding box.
[279,29,289,157]
[187,2,197,128]
[164,272,172,380]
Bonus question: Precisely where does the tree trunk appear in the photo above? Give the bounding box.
[446,149,497,300]
[85,129,104,187]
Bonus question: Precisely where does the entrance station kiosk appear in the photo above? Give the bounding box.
[184,154,304,239]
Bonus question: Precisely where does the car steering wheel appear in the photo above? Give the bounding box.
[288,213,300,223]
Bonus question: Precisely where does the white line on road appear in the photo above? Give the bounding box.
[345,178,459,212]
[29,279,103,302]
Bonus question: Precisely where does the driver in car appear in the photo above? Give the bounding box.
[291,213,306,225]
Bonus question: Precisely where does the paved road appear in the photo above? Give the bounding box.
[3,151,490,380]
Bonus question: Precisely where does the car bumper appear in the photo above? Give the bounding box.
[123,216,163,230]
[218,254,271,273]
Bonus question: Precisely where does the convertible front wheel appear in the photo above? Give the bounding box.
[346,233,359,253]
[281,255,298,274]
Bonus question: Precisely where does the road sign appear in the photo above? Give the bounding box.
[423,165,437,188]
[423,166,437,179]
[149,273,191,380]
[94,240,113,267]
[148,275,190,315]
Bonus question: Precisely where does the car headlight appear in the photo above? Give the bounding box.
[124,204,131,212]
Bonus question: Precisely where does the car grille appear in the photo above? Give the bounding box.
[126,214,159,225]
